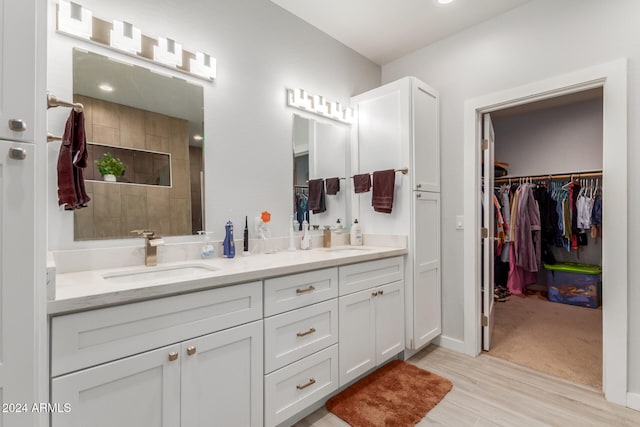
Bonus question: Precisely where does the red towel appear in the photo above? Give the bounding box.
[372,169,395,214]
[353,173,371,193]
[308,179,326,214]
[325,177,340,195]
[57,110,91,210]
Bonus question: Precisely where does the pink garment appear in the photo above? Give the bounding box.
[507,236,537,295]
[515,184,541,273]
[507,184,540,295]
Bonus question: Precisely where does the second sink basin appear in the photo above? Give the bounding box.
[102,264,219,284]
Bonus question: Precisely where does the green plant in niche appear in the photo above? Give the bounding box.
[95,152,126,177]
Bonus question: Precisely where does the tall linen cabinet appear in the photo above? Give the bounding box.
[351,77,441,352]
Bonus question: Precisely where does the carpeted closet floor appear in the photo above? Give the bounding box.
[489,293,602,389]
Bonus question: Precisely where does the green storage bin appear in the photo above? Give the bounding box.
[544,262,601,308]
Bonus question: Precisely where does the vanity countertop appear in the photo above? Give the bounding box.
[48,246,407,315]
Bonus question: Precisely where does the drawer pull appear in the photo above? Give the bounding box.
[372,291,378,297]
[296,378,316,390]
[378,290,384,296]
[296,327,317,337]
[296,285,315,295]
[187,346,197,356]
[168,351,178,362]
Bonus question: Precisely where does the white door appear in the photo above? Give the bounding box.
[51,344,181,427]
[339,289,375,386]
[0,0,36,142]
[482,113,496,351]
[181,321,263,427]
[0,140,38,426]
[413,192,441,349]
[375,281,404,363]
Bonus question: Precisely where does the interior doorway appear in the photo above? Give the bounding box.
[481,89,604,389]
[463,59,628,405]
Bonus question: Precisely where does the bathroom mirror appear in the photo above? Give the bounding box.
[72,49,205,241]
[292,114,349,229]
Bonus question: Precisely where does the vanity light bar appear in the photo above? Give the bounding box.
[286,88,355,124]
[56,0,217,81]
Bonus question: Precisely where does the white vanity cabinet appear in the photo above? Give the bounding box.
[338,257,404,386]
[50,282,264,427]
[263,268,340,427]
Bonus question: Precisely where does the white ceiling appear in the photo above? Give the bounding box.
[271,0,533,65]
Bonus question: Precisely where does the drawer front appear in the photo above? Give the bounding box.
[264,344,339,427]
[339,256,404,296]
[51,281,262,377]
[264,299,338,373]
[264,268,338,316]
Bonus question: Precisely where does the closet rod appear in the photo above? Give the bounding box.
[494,170,602,184]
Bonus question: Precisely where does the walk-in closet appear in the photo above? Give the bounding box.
[483,87,604,389]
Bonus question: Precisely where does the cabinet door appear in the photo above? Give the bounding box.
[0,0,36,142]
[375,281,404,364]
[181,320,263,427]
[51,344,181,427]
[412,192,441,349]
[339,289,375,386]
[412,80,439,192]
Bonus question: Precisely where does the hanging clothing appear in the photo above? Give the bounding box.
[515,184,541,273]
[57,109,90,210]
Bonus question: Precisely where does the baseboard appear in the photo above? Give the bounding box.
[627,392,640,411]
[433,335,466,353]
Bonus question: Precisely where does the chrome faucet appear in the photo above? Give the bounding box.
[131,230,165,266]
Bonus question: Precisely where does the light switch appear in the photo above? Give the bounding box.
[456,215,464,230]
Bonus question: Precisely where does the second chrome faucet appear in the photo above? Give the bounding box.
[131,230,165,266]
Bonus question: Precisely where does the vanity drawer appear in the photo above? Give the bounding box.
[264,299,338,373]
[51,281,262,377]
[264,344,339,427]
[339,256,404,296]
[264,268,338,316]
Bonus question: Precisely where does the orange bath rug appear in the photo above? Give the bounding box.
[325,360,452,426]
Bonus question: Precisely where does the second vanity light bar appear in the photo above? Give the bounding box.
[286,88,355,124]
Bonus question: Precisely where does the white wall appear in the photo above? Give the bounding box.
[382,0,640,393]
[493,98,603,176]
[47,0,380,249]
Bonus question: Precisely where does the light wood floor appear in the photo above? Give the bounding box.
[294,345,640,426]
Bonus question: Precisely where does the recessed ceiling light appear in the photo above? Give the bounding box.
[437,0,455,4]
[193,134,203,141]
[98,83,114,92]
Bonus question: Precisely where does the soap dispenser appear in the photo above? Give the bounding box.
[223,220,236,258]
[301,220,310,250]
[198,231,215,258]
[350,219,362,246]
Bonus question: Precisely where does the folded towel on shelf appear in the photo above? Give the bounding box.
[308,179,326,214]
[353,173,372,193]
[372,169,396,214]
[325,177,340,195]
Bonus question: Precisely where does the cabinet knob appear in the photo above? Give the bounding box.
[417,193,422,198]
[168,351,178,362]
[8,119,27,132]
[416,184,422,189]
[372,292,378,297]
[187,346,197,356]
[8,147,27,160]
[378,290,384,296]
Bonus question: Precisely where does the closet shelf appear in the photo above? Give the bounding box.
[494,170,602,184]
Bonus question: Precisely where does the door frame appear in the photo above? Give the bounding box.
[463,59,628,405]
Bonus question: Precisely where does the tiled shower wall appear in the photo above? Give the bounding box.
[73,95,193,240]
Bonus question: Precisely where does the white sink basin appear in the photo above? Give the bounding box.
[102,264,218,284]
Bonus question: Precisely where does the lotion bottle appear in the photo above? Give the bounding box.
[300,220,310,250]
[350,219,362,246]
